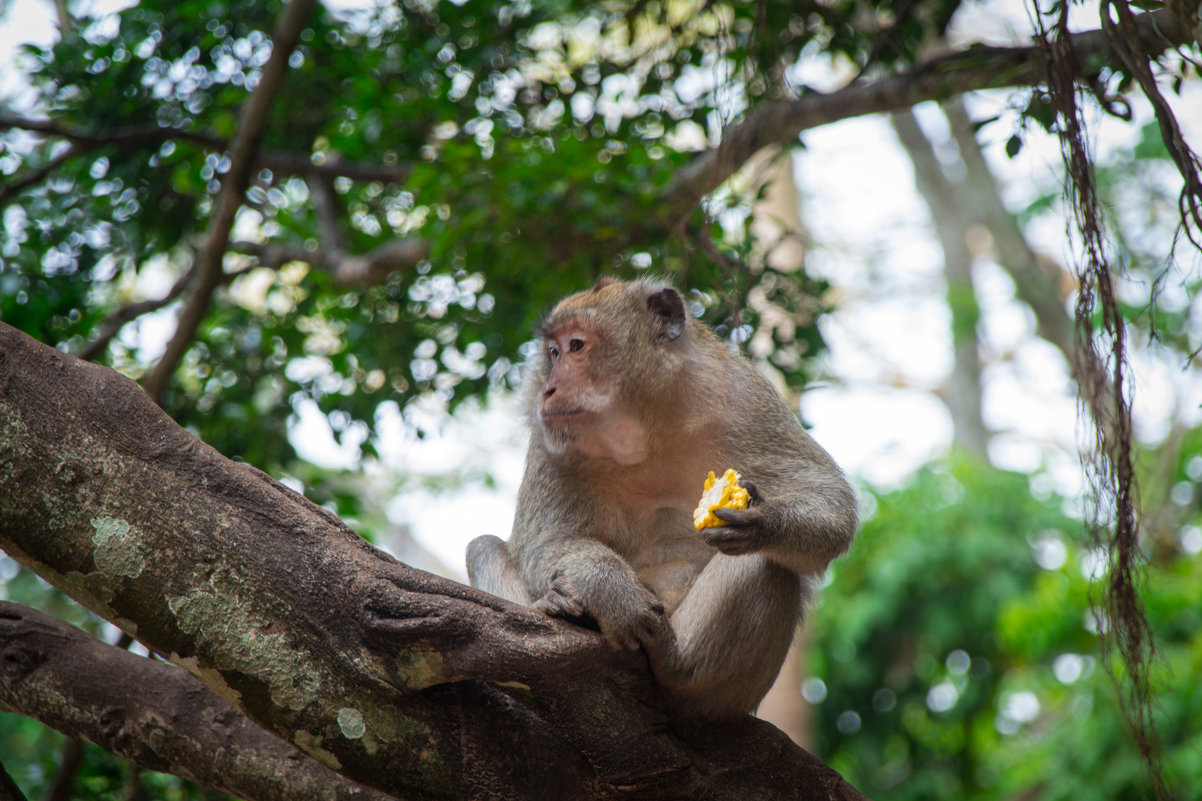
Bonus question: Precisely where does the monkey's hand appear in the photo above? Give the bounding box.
[532,575,586,618]
[534,574,665,652]
[700,480,770,556]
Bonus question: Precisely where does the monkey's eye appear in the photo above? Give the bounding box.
[568,337,585,353]
[548,344,560,360]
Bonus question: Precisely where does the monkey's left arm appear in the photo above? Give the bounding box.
[701,429,857,576]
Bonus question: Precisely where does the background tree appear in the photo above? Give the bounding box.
[1,0,1200,798]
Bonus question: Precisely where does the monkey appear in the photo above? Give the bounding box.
[466,278,857,717]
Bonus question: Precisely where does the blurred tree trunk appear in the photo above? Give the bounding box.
[758,634,814,751]
[939,99,1119,432]
[744,146,816,750]
[43,739,84,801]
[891,107,990,460]
[942,99,1078,357]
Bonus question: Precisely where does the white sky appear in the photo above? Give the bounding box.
[3,0,1199,579]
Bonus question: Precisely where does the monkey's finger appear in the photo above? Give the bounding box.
[534,590,585,618]
[699,526,759,555]
[555,590,585,616]
[543,576,587,614]
[741,479,761,504]
[711,507,762,526]
[547,596,585,617]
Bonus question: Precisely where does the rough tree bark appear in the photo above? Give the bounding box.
[744,147,816,751]
[0,322,868,801]
[0,603,388,801]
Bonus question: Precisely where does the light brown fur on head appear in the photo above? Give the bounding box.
[531,278,707,457]
[467,278,857,718]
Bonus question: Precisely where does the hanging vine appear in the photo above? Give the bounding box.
[1031,2,1201,799]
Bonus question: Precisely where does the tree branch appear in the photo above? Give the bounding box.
[0,115,414,187]
[663,7,1199,220]
[0,603,389,801]
[76,234,427,361]
[308,173,349,262]
[143,0,317,403]
[0,321,868,800]
[229,238,430,288]
[42,738,84,801]
[76,267,196,361]
[6,9,1190,233]
[1103,0,1202,245]
[941,98,1078,358]
[0,143,77,209]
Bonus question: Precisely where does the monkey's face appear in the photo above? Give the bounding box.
[537,317,611,446]
[532,280,686,463]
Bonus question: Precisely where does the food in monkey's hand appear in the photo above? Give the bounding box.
[693,469,751,530]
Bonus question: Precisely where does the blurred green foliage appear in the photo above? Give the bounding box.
[808,455,1202,800]
[1,727,225,801]
[1,0,847,470]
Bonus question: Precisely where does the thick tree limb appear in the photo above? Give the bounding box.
[143,0,318,403]
[0,322,869,800]
[0,603,388,801]
[663,7,1199,220]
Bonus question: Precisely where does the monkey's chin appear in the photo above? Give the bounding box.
[538,411,587,454]
[540,428,574,454]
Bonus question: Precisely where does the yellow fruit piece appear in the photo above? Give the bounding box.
[693,469,751,530]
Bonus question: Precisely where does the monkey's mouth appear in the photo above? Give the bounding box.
[540,408,585,419]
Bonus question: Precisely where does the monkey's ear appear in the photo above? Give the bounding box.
[647,287,686,341]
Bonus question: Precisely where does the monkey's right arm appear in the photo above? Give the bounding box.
[509,466,665,652]
[525,538,665,651]
[466,531,661,651]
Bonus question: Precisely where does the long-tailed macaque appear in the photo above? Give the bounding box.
[466,278,857,717]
